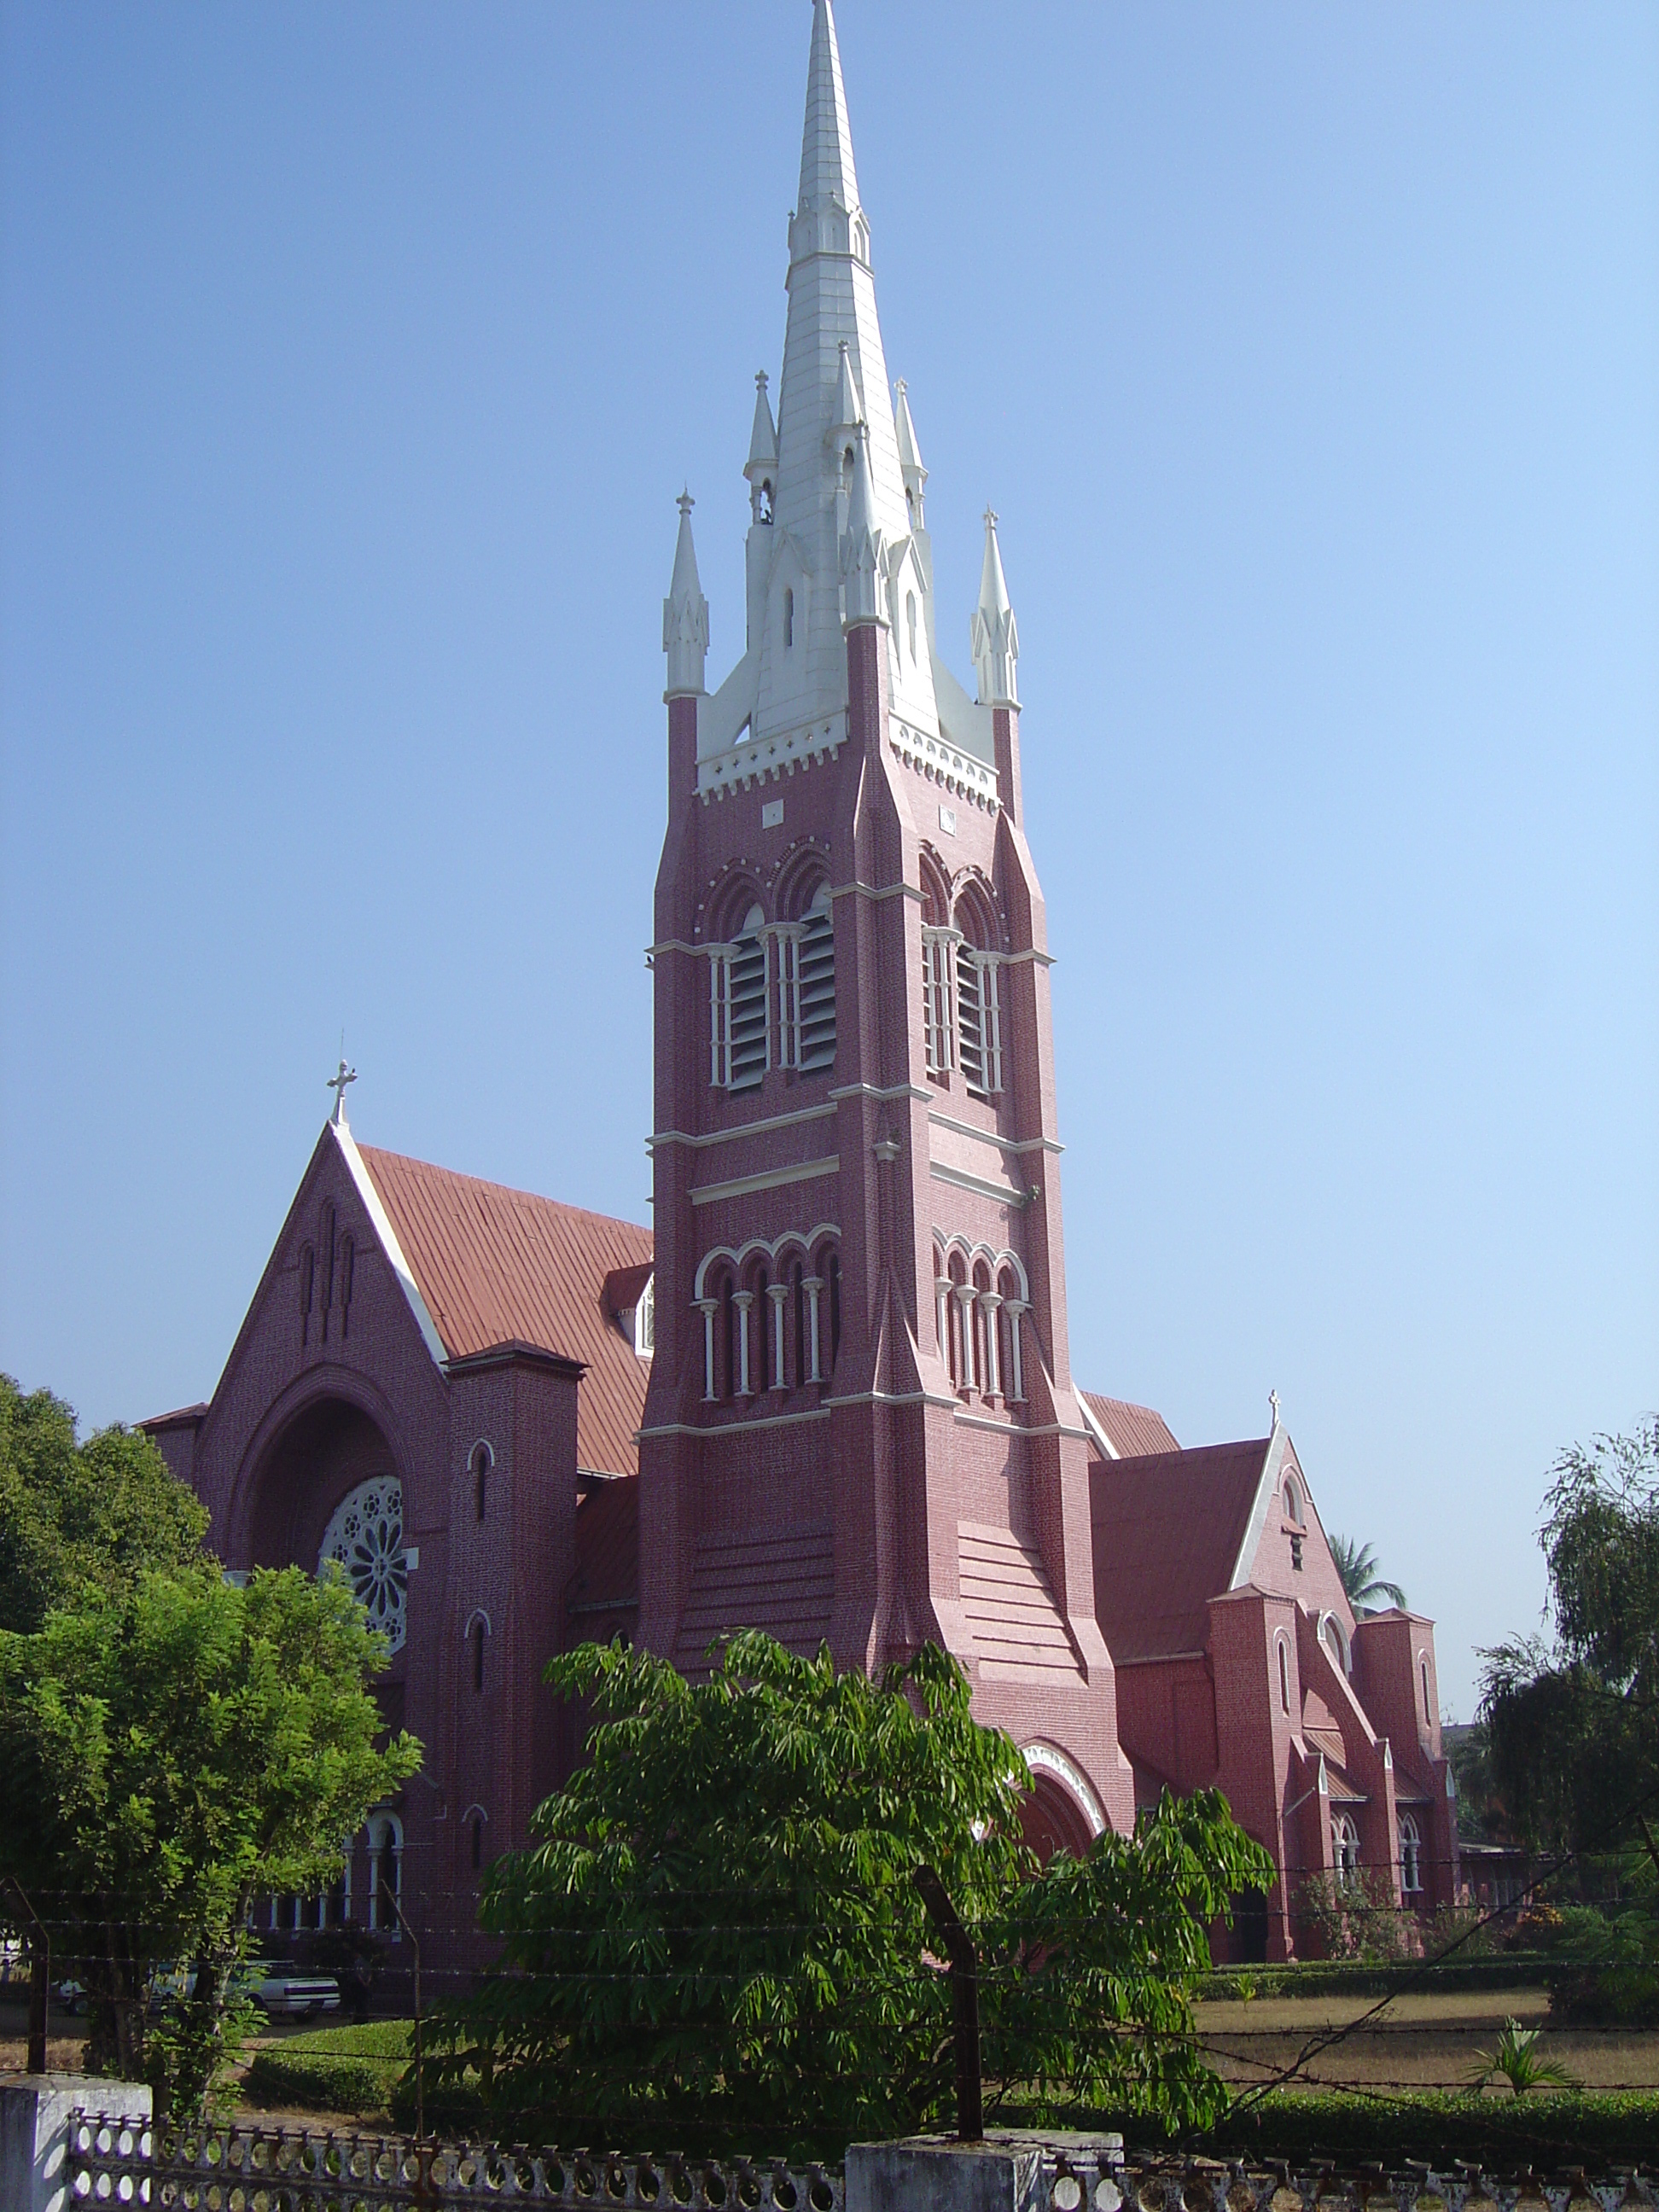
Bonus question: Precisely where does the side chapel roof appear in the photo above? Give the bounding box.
[1089,1436,1274,1663]
[354,1142,653,1480]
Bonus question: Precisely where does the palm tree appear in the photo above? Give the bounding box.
[1330,1534,1406,1614]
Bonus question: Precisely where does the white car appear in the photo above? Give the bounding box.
[232,1960,341,2019]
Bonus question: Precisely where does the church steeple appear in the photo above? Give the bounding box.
[797,0,859,223]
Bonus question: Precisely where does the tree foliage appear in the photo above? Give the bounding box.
[1329,1534,1406,1615]
[0,1374,208,1633]
[437,1632,1272,2156]
[0,1560,420,2113]
[1480,1420,1659,1858]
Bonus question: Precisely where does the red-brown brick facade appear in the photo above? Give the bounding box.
[148,0,1456,1978]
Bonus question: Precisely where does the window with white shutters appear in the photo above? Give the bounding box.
[956,952,1003,1097]
[922,927,954,1075]
[711,903,770,1091]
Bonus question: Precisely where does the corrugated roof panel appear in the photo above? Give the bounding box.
[356,1145,653,1479]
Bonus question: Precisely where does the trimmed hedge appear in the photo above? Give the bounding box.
[242,2048,387,2116]
[1065,2090,1659,2167]
[1201,1956,1553,2001]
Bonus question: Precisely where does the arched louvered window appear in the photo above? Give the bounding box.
[954,905,1003,1099]
[712,903,769,1091]
[789,885,835,1072]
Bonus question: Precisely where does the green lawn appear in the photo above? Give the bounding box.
[275,2020,413,2063]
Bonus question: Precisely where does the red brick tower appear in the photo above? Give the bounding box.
[638,0,1132,1842]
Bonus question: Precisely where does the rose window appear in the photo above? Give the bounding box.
[318,1476,406,1655]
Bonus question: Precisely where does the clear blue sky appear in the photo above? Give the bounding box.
[3,3,1655,1720]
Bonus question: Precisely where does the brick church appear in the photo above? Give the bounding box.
[146,0,1458,1970]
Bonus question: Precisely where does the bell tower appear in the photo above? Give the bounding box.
[637,0,1132,1840]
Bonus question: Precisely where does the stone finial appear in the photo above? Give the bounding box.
[663,490,710,698]
[970,508,1019,708]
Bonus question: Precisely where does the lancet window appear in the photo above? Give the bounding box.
[954,891,1004,1099]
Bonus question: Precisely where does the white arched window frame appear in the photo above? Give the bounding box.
[1276,1633,1291,1715]
[1399,1814,1423,1894]
[1419,1651,1433,1720]
[695,1226,840,1400]
[365,1811,404,1936]
[709,904,770,1091]
[1283,1478,1302,1524]
[1320,1610,1352,1677]
[1332,1813,1360,1889]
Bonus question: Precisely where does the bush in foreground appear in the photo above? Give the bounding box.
[431,1633,1272,2157]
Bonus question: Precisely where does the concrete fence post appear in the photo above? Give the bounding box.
[0,2073,152,2212]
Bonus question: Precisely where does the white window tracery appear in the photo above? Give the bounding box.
[318,1477,406,1656]
[1333,1812,1360,1888]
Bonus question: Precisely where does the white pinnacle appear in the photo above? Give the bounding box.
[971,508,1019,708]
[663,491,709,698]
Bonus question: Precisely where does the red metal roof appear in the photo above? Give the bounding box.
[1080,1392,1180,1458]
[1089,1437,1272,1662]
[355,1144,653,1480]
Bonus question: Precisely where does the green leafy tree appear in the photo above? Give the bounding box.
[0,1561,421,2116]
[0,1375,208,1632]
[1329,1534,1406,1615]
[437,1632,1272,2156]
[1480,1421,1659,1860]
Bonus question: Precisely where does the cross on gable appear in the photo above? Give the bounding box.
[328,1057,358,1127]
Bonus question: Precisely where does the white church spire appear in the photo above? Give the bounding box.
[663,491,709,699]
[797,0,859,220]
[971,508,1020,708]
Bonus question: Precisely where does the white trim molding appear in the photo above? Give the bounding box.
[1022,1742,1106,1839]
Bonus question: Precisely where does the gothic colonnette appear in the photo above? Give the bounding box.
[145,0,1458,1979]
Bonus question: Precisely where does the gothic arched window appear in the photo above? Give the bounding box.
[1333,1813,1360,1889]
[472,1441,492,1523]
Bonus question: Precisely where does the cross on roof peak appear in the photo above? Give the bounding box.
[328,1056,358,1127]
